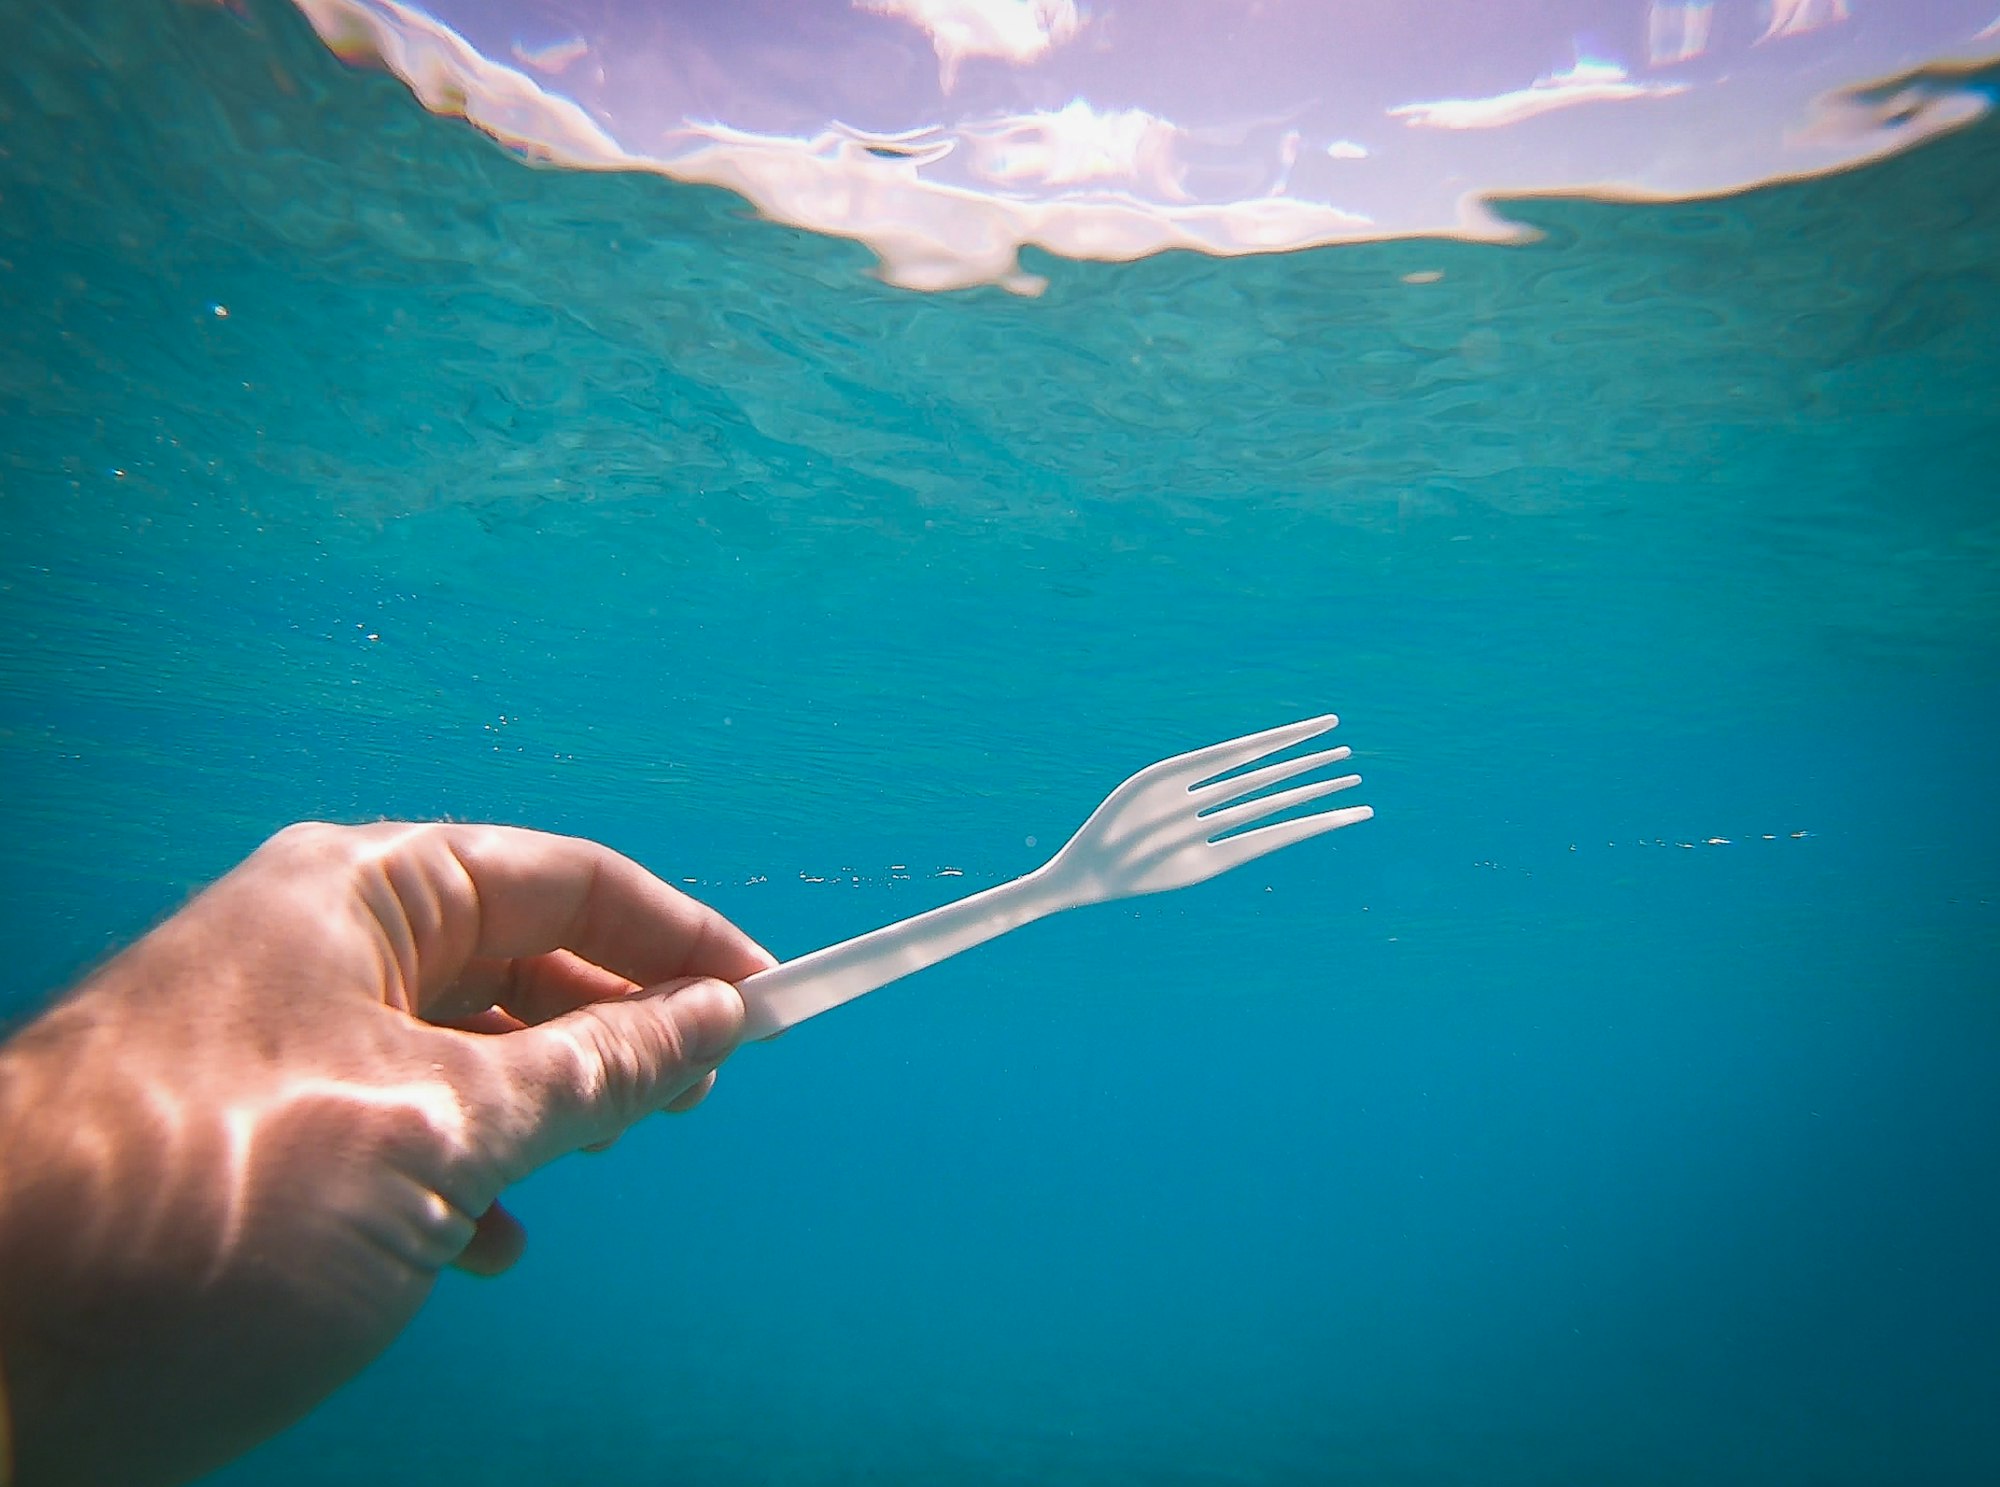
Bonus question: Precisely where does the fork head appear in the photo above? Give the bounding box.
[1038,715,1373,907]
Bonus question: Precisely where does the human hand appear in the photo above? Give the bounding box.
[0,821,774,1487]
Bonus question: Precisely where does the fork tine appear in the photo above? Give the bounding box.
[1200,771,1363,837]
[1194,743,1352,806]
[1207,802,1375,870]
[1157,714,1341,789]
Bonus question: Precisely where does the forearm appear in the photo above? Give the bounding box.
[0,975,258,1487]
[0,1025,120,1487]
[2,1339,14,1487]
[0,992,357,1487]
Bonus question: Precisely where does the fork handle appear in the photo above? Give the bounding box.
[736,868,1071,1040]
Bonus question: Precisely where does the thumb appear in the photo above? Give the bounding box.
[487,975,746,1176]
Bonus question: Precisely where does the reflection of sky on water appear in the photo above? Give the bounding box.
[289,1,1996,287]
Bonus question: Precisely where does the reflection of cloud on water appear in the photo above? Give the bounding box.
[647,118,1382,295]
[1388,61,1687,132]
[305,0,627,166]
[1787,70,1991,172]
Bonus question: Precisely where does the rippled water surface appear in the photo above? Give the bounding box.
[2,3,1996,1484]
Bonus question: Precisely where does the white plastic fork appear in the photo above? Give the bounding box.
[736,715,1372,1039]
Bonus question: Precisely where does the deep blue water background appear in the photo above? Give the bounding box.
[3,2,1997,1482]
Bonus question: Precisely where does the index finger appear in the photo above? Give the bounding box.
[397,823,774,996]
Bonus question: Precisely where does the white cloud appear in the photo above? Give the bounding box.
[1389,59,1687,131]
[511,36,589,75]
[1647,2,1713,66]
[858,0,1081,91]
[1761,0,1851,43]
[964,100,1189,197]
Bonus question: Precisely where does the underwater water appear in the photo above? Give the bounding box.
[2,1,1998,1483]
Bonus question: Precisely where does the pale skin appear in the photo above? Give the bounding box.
[0,821,776,1487]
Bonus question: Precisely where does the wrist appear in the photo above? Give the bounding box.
[1,1336,13,1487]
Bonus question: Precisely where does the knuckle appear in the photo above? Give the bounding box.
[263,819,342,854]
[580,1010,677,1124]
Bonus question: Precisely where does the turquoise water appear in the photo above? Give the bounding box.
[3,2,1998,1483]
